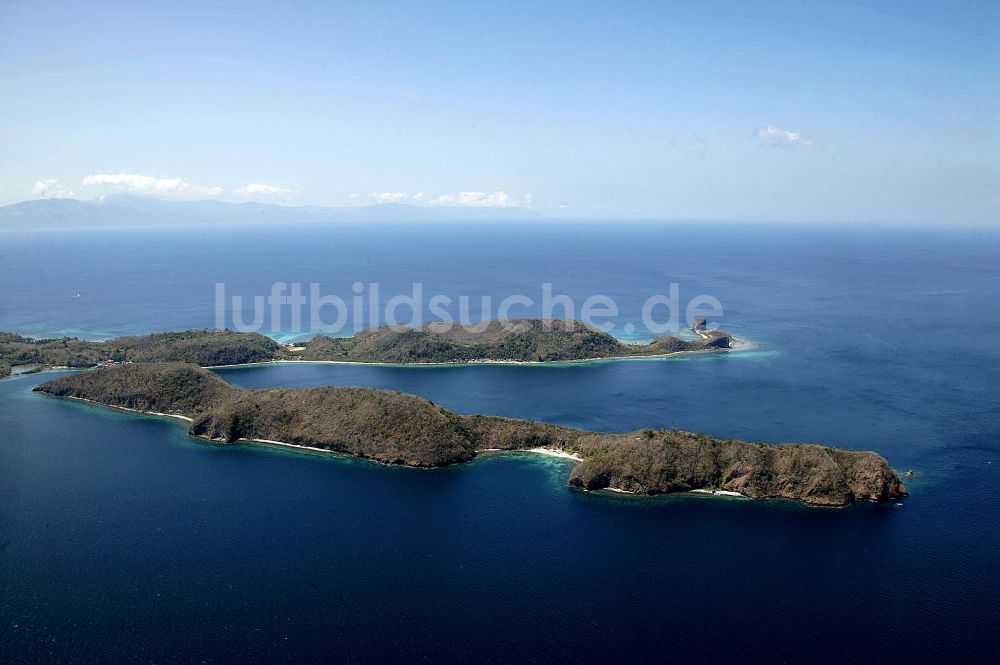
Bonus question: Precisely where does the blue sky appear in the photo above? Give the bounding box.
[1,0,997,225]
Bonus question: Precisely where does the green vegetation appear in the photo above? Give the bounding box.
[0,329,280,377]
[35,363,907,506]
[36,362,238,415]
[299,319,732,364]
[190,387,477,467]
[1,320,733,377]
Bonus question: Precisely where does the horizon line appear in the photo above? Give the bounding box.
[2,195,998,230]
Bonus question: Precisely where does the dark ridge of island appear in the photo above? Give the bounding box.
[293,318,733,363]
[1,319,732,377]
[34,363,908,507]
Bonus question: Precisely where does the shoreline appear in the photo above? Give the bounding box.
[479,447,584,462]
[207,344,738,371]
[43,394,587,466]
[5,340,749,380]
[601,487,747,499]
[34,393,875,508]
[241,437,363,460]
[56,395,194,422]
[4,327,751,379]
[688,488,747,498]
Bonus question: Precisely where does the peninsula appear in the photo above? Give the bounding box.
[1,319,732,377]
[34,363,908,507]
[0,329,280,378]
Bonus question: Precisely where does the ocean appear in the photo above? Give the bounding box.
[1,221,999,662]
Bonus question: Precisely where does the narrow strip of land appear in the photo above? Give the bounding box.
[1,319,734,377]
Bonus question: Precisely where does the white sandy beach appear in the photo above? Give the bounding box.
[478,447,583,462]
[602,487,746,498]
[688,488,746,498]
[242,437,352,457]
[524,447,583,461]
[61,395,194,422]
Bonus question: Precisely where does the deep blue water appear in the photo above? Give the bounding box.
[2,222,1000,663]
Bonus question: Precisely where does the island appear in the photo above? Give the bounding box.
[1,319,733,377]
[0,329,280,378]
[33,362,908,507]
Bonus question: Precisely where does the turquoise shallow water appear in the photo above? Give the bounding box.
[1,223,999,662]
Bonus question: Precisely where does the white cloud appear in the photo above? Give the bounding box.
[32,179,75,198]
[237,183,281,195]
[235,182,298,198]
[756,125,823,150]
[82,173,223,198]
[431,191,528,207]
[368,190,529,207]
[372,192,408,203]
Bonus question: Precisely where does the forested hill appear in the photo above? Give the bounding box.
[0,330,278,377]
[299,319,733,363]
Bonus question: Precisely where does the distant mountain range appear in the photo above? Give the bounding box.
[0,195,538,229]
